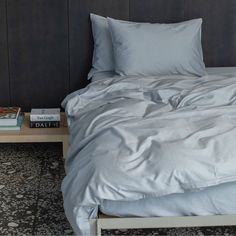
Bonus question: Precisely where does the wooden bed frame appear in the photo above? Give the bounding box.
[64,1,236,234]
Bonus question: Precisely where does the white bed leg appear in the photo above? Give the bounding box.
[89,219,99,236]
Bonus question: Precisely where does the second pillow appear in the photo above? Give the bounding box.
[108,17,206,77]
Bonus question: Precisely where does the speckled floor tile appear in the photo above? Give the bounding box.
[102,226,236,236]
[0,143,72,236]
[1,143,236,236]
[33,145,72,235]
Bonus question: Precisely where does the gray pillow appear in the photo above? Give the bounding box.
[108,17,206,77]
[88,14,114,79]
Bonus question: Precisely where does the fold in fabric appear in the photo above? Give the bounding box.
[62,73,236,235]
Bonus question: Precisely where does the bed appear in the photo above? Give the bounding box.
[61,4,236,236]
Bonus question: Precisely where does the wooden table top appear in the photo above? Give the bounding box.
[0,112,68,137]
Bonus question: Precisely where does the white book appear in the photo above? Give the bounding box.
[30,108,60,121]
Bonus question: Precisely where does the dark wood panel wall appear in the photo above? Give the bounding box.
[0,0,236,111]
[7,0,69,111]
[185,0,236,67]
[0,0,10,106]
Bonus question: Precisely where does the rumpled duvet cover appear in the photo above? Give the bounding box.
[61,74,236,235]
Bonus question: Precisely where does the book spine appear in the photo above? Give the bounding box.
[30,121,60,128]
[30,114,60,122]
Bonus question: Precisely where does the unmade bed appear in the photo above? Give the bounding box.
[61,7,236,235]
[62,68,236,235]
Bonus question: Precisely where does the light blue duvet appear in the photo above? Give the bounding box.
[62,73,236,235]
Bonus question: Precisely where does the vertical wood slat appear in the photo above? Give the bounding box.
[129,0,185,23]
[185,0,236,67]
[7,0,69,111]
[1,0,236,111]
[0,0,10,106]
[68,0,130,93]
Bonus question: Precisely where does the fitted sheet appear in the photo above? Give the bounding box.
[100,181,236,217]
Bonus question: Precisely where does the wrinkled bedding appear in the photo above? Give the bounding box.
[62,73,236,235]
[101,181,236,218]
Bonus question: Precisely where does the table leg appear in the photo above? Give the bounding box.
[62,137,68,159]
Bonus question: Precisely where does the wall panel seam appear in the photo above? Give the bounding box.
[5,0,11,105]
[128,0,130,21]
[183,0,187,20]
[67,0,71,94]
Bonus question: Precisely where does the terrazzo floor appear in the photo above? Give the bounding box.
[0,143,73,235]
[0,143,236,236]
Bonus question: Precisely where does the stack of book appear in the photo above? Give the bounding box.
[30,108,60,128]
[0,107,24,131]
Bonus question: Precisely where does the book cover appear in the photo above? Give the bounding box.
[30,121,60,128]
[30,108,60,121]
[0,113,24,131]
[0,107,21,126]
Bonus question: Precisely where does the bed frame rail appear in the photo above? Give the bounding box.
[94,214,236,236]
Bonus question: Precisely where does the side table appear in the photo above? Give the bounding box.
[0,112,69,159]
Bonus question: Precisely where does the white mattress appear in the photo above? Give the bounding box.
[100,181,236,217]
[206,67,236,75]
[91,67,236,82]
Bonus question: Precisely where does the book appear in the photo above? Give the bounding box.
[30,108,60,122]
[0,113,24,131]
[30,121,60,128]
[0,107,21,126]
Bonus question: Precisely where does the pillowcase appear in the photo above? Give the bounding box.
[88,14,114,79]
[108,17,206,77]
